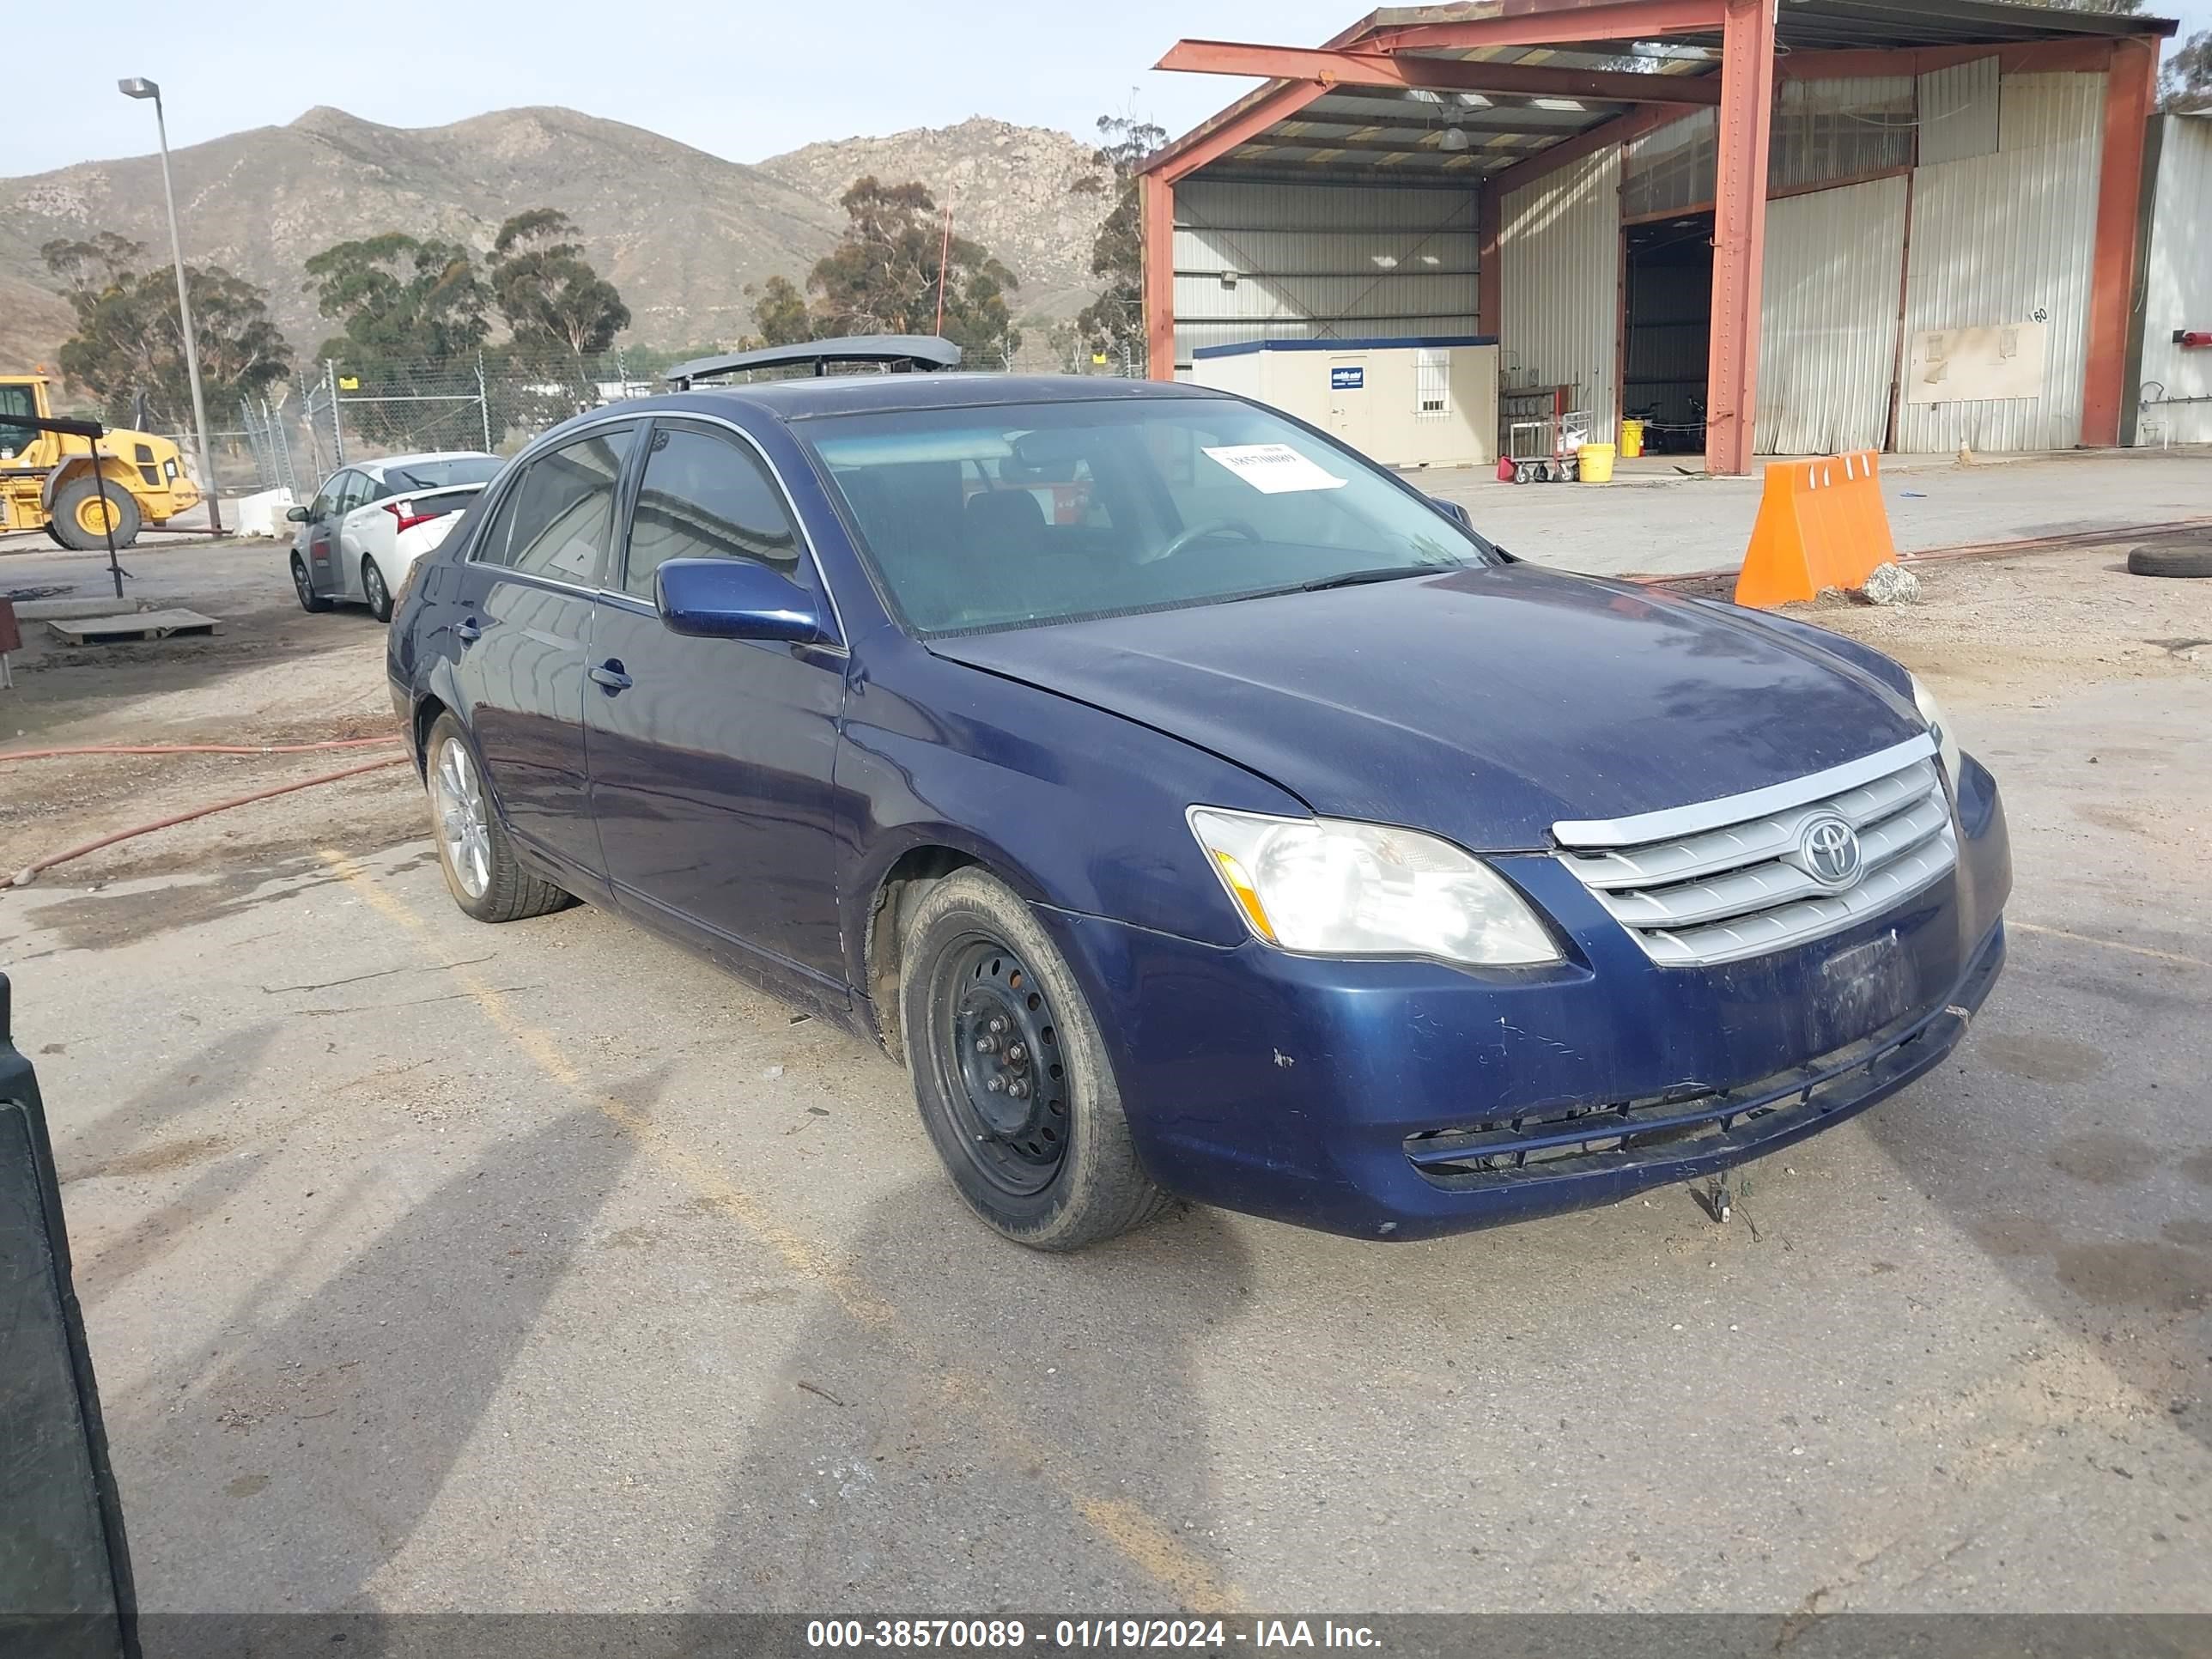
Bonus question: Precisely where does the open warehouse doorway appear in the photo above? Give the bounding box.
[1622,216,1713,458]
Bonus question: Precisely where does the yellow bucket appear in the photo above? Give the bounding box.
[1619,419,1645,459]
[1578,441,1616,483]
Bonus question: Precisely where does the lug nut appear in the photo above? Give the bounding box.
[1007,1080,1030,1100]
[975,1035,998,1054]
[1006,1042,1026,1064]
[986,1077,1005,1093]
[988,1016,1008,1035]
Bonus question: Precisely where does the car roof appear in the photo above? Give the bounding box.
[638,373,1233,424]
[357,450,495,475]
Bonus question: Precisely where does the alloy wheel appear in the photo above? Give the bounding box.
[432,738,492,898]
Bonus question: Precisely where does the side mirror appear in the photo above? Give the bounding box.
[654,557,830,645]
[285,505,310,523]
[1429,496,1474,531]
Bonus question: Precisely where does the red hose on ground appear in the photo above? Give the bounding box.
[6,756,411,888]
[0,737,401,763]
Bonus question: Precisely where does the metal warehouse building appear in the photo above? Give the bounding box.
[1138,0,2204,475]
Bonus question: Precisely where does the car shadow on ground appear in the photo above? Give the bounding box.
[688,1182,1253,1607]
[1860,927,2212,1455]
[102,1089,647,1609]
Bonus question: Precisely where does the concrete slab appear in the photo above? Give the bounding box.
[1422,446,2212,577]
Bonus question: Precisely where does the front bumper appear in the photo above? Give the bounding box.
[1038,756,2010,1240]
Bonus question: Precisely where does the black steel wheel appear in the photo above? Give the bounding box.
[900,868,1169,1249]
[936,936,1073,1195]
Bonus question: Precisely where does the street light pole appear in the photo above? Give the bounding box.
[118,76,222,535]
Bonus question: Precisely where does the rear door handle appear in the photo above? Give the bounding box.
[588,659,632,693]
[454,618,482,644]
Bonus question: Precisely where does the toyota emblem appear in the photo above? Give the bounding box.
[1800,815,1863,889]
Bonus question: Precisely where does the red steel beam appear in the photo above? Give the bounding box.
[1154,40,1724,107]
[1141,173,1176,380]
[1366,0,1723,55]
[2084,36,2156,447]
[1705,0,1776,476]
[1146,78,1337,184]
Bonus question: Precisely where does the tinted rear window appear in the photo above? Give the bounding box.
[381,457,501,492]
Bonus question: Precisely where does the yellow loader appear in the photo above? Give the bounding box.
[0,374,202,550]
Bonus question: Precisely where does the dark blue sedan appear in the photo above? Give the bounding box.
[386,358,2009,1249]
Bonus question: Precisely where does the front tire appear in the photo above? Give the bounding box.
[291,553,332,613]
[51,477,142,551]
[899,869,1168,1250]
[423,714,572,922]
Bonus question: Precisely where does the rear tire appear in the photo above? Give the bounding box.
[51,477,142,552]
[423,714,573,923]
[362,555,394,623]
[291,553,332,613]
[2126,542,2212,579]
[899,868,1168,1250]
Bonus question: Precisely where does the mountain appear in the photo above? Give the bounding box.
[761,117,1108,320]
[0,105,1111,389]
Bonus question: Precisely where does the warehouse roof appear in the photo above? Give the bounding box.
[1147,0,2176,185]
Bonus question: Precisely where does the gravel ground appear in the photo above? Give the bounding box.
[2,541,2208,1618]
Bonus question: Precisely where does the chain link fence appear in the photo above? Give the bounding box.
[185,334,1140,499]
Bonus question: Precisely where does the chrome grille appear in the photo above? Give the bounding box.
[1555,736,1955,968]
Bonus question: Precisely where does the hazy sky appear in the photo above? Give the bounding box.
[14,0,2209,178]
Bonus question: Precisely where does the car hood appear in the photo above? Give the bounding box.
[925,564,1923,850]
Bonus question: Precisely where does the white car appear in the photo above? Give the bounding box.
[287,451,502,621]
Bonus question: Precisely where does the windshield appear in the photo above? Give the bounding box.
[801,398,1495,636]
[383,457,501,492]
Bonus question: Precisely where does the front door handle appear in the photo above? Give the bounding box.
[454,617,482,645]
[588,659,632,694]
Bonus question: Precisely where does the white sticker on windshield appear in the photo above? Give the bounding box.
[1201,443,1349,495]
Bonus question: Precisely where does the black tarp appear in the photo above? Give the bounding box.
[0,972,137,1659]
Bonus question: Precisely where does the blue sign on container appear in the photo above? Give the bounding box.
[1331,366,1364,391]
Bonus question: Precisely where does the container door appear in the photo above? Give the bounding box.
[1327,356,1374,455]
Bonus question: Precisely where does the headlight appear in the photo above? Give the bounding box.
[1187,807,1560,967]
[1911,675,1962,782]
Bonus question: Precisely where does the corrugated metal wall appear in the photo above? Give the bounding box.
[2132,114,2212,447]
[1756,174,1910,454]
[1768,76,1916,191]
[1917,56,2000,167]
[1499,147,1620,436]
[1172,177,1480,366]
[1895,71,2103,453]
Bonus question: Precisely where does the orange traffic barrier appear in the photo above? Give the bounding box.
[1733,450,1899,608]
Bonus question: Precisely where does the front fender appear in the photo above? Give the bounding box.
[832,636,1307,996]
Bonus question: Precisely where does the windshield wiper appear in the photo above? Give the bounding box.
[1294,564,1441,593]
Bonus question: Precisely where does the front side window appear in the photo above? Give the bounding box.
[802,397,1492,636]
[310,471,349,520]
[623,422,800,601]
[0,384,36,456]
[479,427,634,586]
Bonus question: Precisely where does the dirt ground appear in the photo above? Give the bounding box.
[3,541,2209,1617]
[5,543,2203,890]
